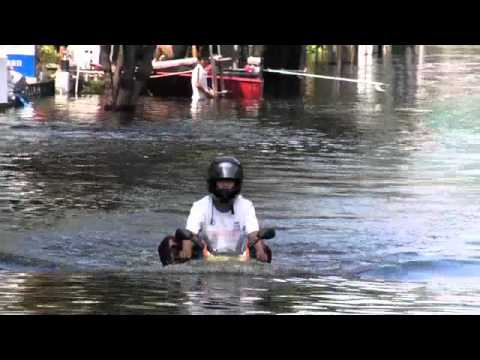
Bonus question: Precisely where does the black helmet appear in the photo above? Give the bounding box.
[207,156,243,202]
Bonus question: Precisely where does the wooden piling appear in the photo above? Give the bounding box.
[336,45,342,66]
[326,45,336,64]
[211,55,217,95]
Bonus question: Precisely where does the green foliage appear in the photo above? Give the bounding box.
[307,45,325,53]
[38,45,58,65]
[82,79,105,95]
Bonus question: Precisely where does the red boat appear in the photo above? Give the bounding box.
[147,56,263,100]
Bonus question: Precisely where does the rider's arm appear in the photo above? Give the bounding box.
[186,201,202,235]
[193,65,214,98]
[247,231,259,247]
[185,201,213,252]
[245,202,268,261]
[247,231,268,262]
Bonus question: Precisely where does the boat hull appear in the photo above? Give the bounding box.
[147,71,263,100]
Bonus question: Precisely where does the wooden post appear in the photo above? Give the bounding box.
[233,45,239,69]
[326,45,336,64]
[348,45,356,64]
[336,45,342,70]
[377,45,383,57]
[218,60,225,95]
[299,45,306,71]
[101,45,154,111]
[353,45,359,65]
[208,45,218,95]
[100,45,115,109]
[112,45,123,108]
[211,55,217,95]
[339,45,352,64]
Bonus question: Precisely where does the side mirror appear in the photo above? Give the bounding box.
[175,228,194,241]
[258,228,275,240]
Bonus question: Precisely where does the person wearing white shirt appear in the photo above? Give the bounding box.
[191,55,215,101]
[158,156,271,266]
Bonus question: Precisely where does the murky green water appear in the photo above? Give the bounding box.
[1,45,480,314]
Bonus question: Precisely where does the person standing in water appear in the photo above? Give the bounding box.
[191,55,216,102]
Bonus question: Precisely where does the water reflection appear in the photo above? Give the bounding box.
[0,46,480,313]
[2,270,480,314]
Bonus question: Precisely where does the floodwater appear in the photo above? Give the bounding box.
[1,45,480,314]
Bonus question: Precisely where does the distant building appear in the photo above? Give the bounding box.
[67,45,101,69]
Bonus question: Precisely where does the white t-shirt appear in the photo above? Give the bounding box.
[191,64,209,101]
[186,195,260,253]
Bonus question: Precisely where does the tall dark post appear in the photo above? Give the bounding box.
[100,45,155,112]
[327,45,337,64]
[377,45,383,57]
[263,45,305,98]
[353,45,359,64]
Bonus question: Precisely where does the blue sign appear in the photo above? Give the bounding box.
[0,45,36,79]
[7,54,36,78]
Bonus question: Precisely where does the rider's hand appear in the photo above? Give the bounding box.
[254,240,268,262]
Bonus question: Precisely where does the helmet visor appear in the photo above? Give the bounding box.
[215,162,242,180]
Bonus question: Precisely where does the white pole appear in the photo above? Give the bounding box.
[0,53,8,105]
[211,55,217,95]
[263,68,387,92]
[233,45,239,69]
[75,65,80,97]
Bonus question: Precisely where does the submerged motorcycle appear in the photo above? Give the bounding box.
[158,228,275,266]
